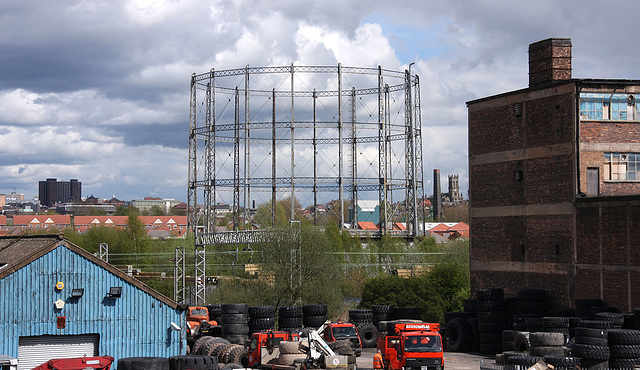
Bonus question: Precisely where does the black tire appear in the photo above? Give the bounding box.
[117,358,169,370]
[206,342,230,358]
[547,307,576,317]
[529,332,565,346]
[373,313,389,324]
[303,304,328,316]
[607,329,640,345]
[542,355,580,368]
[578,320,615,329]
[517,289,546,302]
[575,336,608,346]
[303,315,327,328]
[513,331,530,352]
[279,317,303,329]
[609,344,640,359]
[609,357,640,369]
[443,311,475,323]
[391,307,421,320]
[505,355,543,367]
[445,318,473,352]
[571,344,610,361]
[191,336,215,355]
[357,323,378,348]
[528,345,565,357]
[463,299,477,313]
[328,339,354,356]
[574,327,607,338]
[249,305,275,318]
[349,309,373,321]
[501,340,514,352]
[372,305,391,315]
[223,323,249,335]
[519,301,547,314]
[477,310,505,323]
[224,335,248,345]
[227,346,249,366]
[221,313,249,324]
[250,317,275,331]
[476,300,505,312]
[502,330,518,341]
[279,306,303,318]
[221,303,249,314]
[480,332,502,344]
[169,356,218,370]
[594,312,624,327]
[478,322,505,333]
[476,288,504,301]
[542,317,570,328]
[579,359,609,369]
[479,341,502,355]
[575,298,603,309]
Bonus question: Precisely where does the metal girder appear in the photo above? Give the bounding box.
[196,229,275,246]
[194,245,206,305]
[192,65,406,82]
[98,243,108,262]
[174,247,186,303]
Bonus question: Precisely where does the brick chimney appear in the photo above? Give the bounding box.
[528,38,572,88]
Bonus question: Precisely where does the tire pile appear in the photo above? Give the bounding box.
[118,355,220,370]
[278,305,303,331]
[189,336,248,366]
[303,304,328,328]
[476,288,506,354]
[348,309,378,348]
[220,303,250,344]
[248,305,275,333]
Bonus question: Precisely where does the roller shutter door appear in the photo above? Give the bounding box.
[17,334,99,370]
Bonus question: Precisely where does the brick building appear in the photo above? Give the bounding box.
[467,38,640,310]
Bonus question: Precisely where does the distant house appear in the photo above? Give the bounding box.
[0,234,184,367]
[349,200,380,224]
[138,216,187,237]
[12,215,71,232]
[73,216,129,233]
[357,221,378,231]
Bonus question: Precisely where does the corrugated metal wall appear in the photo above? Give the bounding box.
[0,244,185,366]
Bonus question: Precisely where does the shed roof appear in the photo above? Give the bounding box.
[0,234,178,308]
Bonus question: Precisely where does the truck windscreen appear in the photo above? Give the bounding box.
[332,326,357,337]
[404,335,442,352]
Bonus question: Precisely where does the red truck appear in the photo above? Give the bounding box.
[246,330,301,368]
[32,356,114,370]
[377,322,444,370]
[319,320,362,357]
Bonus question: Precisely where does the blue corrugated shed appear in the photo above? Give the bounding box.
[0,234,185,367]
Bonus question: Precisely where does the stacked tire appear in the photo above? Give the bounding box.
[476,288,506,354]
[303,304,327,328]
[606,329,640,369]
[207,304,222,323]
[528,332,566,357]
[117,358,169,370]
[518,289,547,318]
[542,317,570,341]
[279,306,303,331]
[249,305,275,333]
[372,305,391,327]
[575,298,603,318]
[192,337,229,356]
[221,303,250,344]
[391,307,421,320]
[594,312,624,329]
[571,326,610,369]
[349,309,378,348]
[277,340,306,365]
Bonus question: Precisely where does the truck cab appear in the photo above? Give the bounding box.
[321,321,362,357]
[377,323,443,370]
[246,330,300,368]
[186,306,222,344]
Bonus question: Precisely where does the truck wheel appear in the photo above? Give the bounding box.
[205,342,229,357]
[445,318,472,352]
[227,346,249,366]
[118,358,169,370]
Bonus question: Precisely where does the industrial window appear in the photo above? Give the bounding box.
[604,153,640,181]
[580,93,637,121]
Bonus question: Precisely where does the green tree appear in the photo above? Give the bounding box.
[150,205,166,216]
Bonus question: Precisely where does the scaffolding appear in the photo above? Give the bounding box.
[188,65,425,238]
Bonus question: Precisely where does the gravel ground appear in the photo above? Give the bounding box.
[357,347,495,370]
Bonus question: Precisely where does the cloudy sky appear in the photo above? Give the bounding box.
[1,0,639,204]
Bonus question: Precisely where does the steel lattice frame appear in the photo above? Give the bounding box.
[188,64,425,240]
